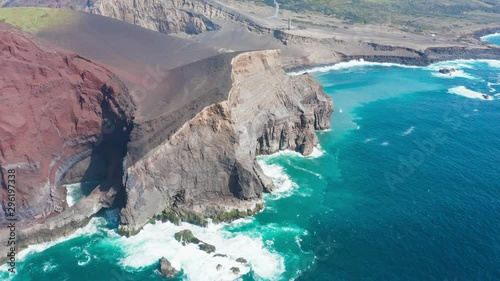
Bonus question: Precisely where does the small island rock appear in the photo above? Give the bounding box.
[159,257,180,278]
[236,257,248,264]
[174,229,216,253]
[230,267,240,275]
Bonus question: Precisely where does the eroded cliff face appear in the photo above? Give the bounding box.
[0,28,135,227]
[3,0,263,35]
[118,50,333,235]
[86,0,222,35]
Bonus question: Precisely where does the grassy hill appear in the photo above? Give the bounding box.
[258,0,500,32]
[0,7,78,33]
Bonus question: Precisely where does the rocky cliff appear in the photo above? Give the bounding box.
[86,0,222,35]
[0,24,332,256]
[0,27,135,258]
[118,50,332,235]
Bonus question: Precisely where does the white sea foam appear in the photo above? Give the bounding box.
[481,33,500,41]
[401,126,415,136]
[487,82,498,93]
[448,86,494,101]
[289,59,500,76]
[258,145,325,160]
[428,60,477,70]
[287,59,418,75]
[363,137,376,143]
[308,146,325,158]
[431,70,476,80]
[484,60,500,68]
[42,260,58,272]
[75,247,92,266]
[258,160,298,199]
[289,164,323,179]
[426,61,479,79]
[0,216,105,279]
[427,59,500,73]
[381,141,390,146]
[113,221,285,281]
[64,183,83,207]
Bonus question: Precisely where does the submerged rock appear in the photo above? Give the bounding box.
[230,267,240,275]
[198,243,216,254]
[236,257,248,264]
[159,257,180,278]
[216,264,222,271]
[174,230,199,244]
[438,67,457,74]
[174,229,216,253]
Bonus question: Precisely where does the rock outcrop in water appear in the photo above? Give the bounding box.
[159,257,180,278]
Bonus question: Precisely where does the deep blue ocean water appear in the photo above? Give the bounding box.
[1,50,500,281]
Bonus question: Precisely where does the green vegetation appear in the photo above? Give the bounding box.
[159,204,264,226]
[0,7,78,33]
[210,203,264,223]
[159,209,208,226]
[160,210,182,225]
[258,0,499,32]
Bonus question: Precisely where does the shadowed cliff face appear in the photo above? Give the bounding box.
[118,50,333,235]
[0,28,135,228]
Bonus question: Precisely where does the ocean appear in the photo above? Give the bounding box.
[482,33,500,46]
[2,43,500,280]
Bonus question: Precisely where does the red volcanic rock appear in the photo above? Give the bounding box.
[0,28,134,226]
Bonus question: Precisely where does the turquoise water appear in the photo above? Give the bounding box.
[2,58,500,281]
[482,33,500,46]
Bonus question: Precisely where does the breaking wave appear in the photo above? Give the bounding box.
[448,86,494,100]
[287,59,418,75]
[114,220,285,281]
[401,126,415,136]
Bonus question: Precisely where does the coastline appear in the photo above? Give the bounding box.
[285,43,500,73]
[2,55,499,281]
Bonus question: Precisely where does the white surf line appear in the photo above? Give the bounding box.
[287,59,419,76]
[288,163,323,179]
[480,33,500,41]
[448,86,494,101]
[401,126,415,136]
[116,220,285,281]
[363,137,376,143]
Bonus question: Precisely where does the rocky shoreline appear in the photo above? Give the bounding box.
[285,44,500,73]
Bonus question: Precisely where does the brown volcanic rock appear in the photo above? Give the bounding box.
[118,50,333,235]
[0,28,134,226]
